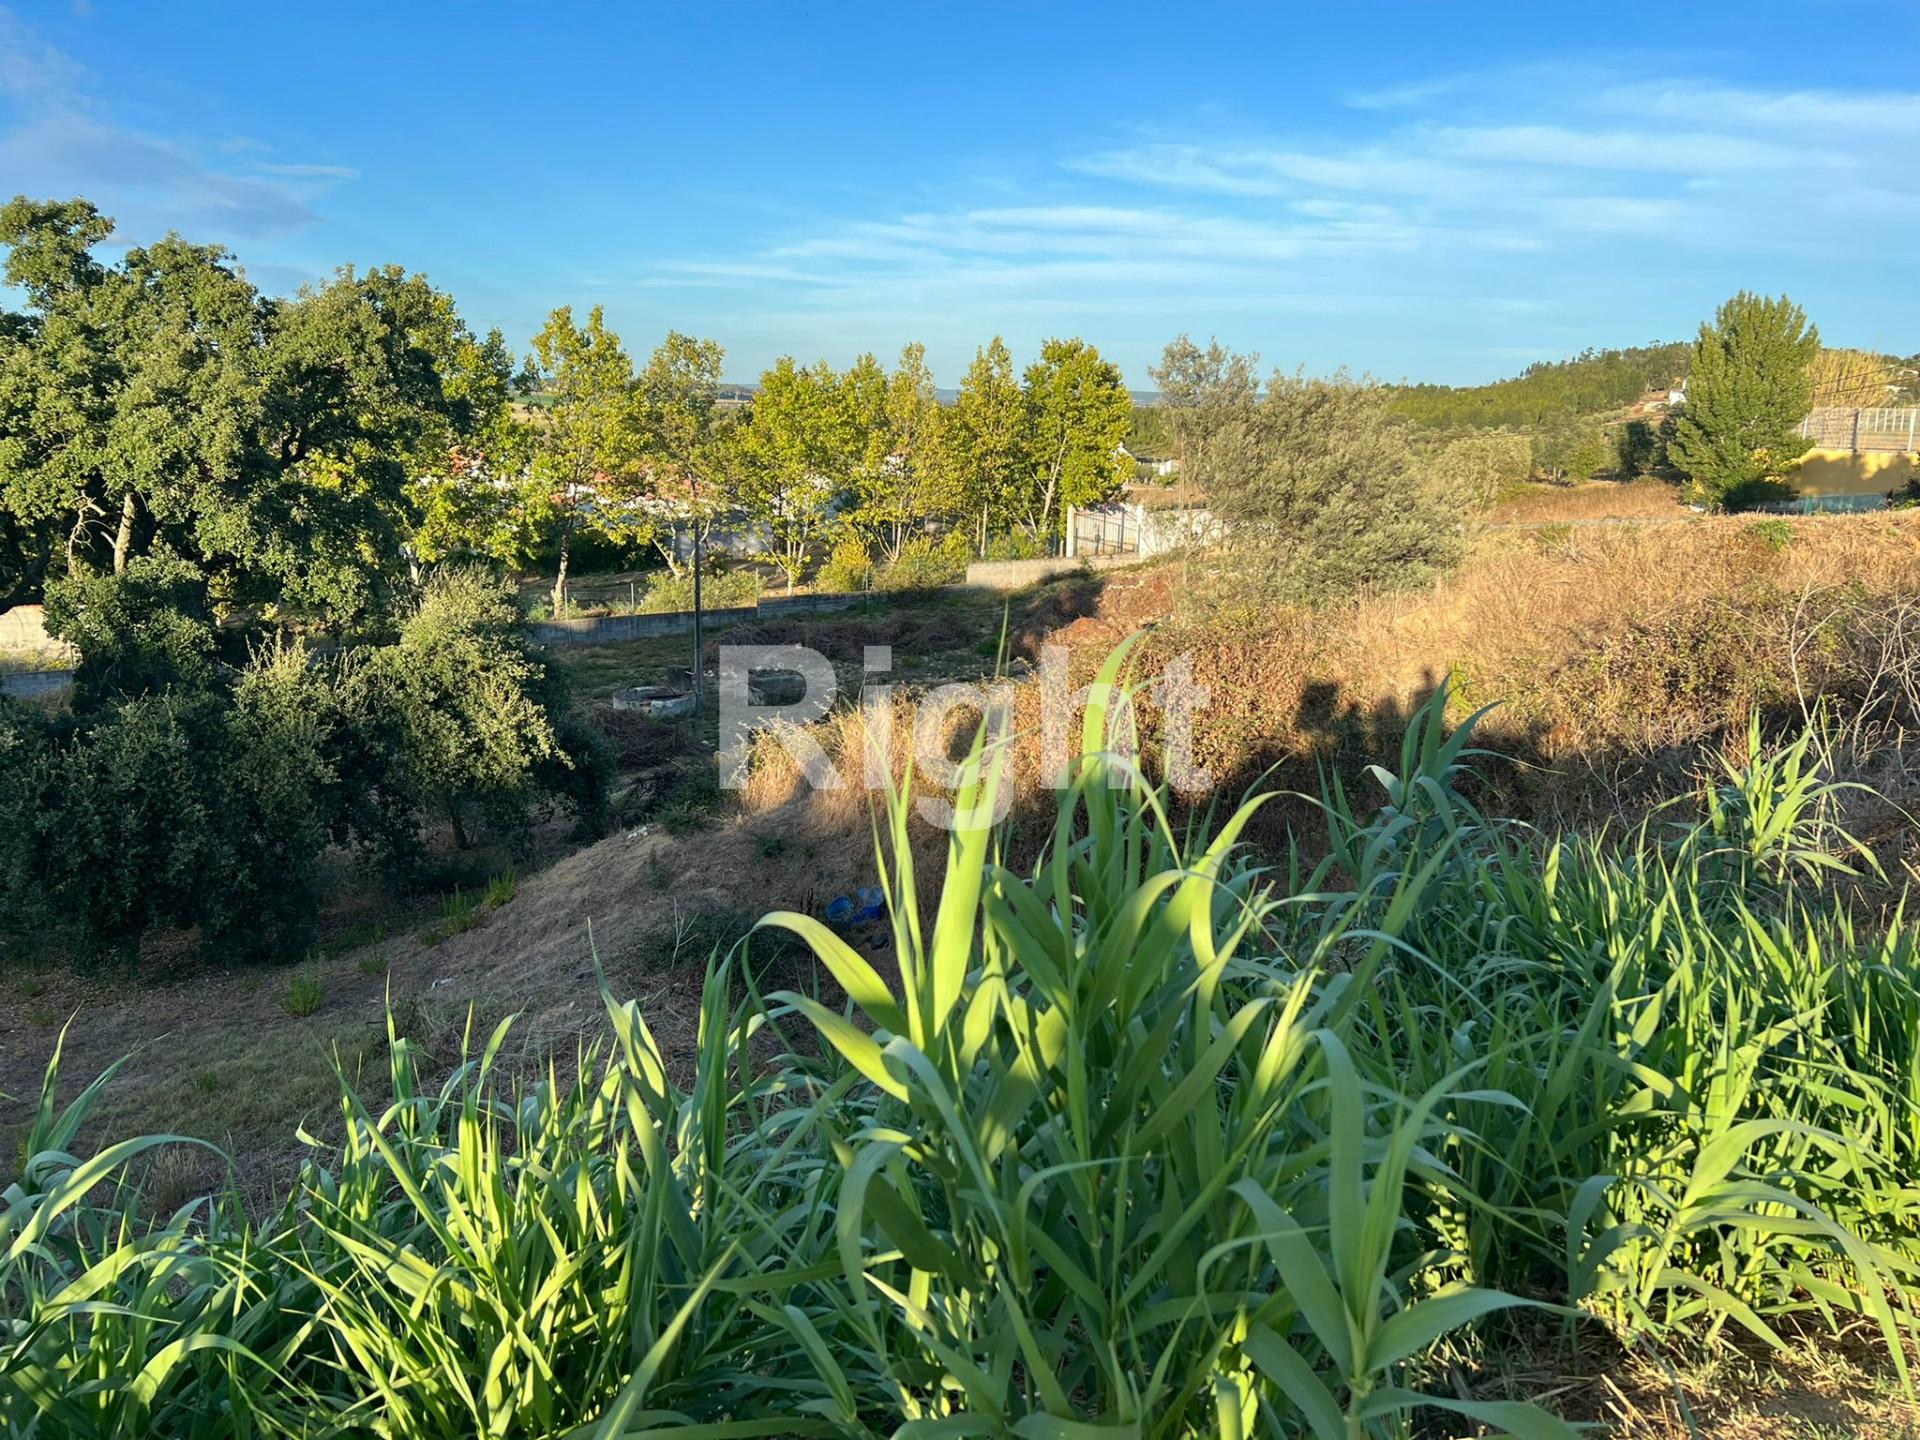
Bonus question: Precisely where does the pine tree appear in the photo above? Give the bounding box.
[1669,292,1819,507]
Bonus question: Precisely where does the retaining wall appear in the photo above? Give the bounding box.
[530,592,867,648]
[961,554,1137,590]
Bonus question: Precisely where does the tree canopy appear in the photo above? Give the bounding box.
[0,197,507,626]
[1669,291,1819,506]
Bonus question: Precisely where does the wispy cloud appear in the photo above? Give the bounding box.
[0,6,352,242]
[634,58,1920,373]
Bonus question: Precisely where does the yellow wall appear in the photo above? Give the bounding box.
[1788,447,1919,497]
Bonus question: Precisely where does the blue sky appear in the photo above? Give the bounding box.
[4,2,1919,388]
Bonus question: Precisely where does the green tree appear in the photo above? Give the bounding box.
[631,331,732,577]
[1669,291,1819,507]
[735,356,847,590]
[945,336,1025,550]
[1530,420,1610,483]
[1614,418,1664,477]
[0,197,496,626]
[1197,359,1461,605]
[522,305,646,615]
[1149,335,1261,493]
[403,315,530,572]
[872,343,947,557]
[1019,337,1132,544]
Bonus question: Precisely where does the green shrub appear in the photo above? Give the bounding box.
[814,534,875,593]
[634,565,762,613]
[42,554,219,712]
[1428,429,1533,509]
[331,569,608,879]
[0,687,326,961]
[878,532,969,590]
[279,968,322,1017]
[0,571,607,958]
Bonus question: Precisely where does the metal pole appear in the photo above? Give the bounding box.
[691,480,704,716]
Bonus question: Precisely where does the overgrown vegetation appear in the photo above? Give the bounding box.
[1151,341,1464,604]
[0,570,608,961]
[7,652,1919,1435]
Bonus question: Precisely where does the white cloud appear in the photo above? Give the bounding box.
[0,6,352,242]
[638,61,1920,369]
[1616,82,1920,138]
[0,6,87,103]
[1423,123,1827,174]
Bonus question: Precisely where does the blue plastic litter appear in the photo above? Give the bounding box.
[854,885,884,921]
[824,895,855,923]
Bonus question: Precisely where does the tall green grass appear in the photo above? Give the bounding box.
[4,648,1918,1436]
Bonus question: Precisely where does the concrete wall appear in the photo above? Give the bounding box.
[529,591,867,647]
[962,554,1137,590]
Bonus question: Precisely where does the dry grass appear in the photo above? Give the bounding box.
[738,510,1920,851]
[1486,478,1691,524]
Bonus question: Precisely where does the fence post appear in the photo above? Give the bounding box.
[1853,408,1862,453]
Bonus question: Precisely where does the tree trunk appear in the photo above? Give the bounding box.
[551,524,572,617]
[447,798,471,851]
[112,492,138,575]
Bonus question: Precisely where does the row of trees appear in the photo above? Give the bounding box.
[0,197,509,630]
[0,197,1136,632]
[1390,341,1692,430]
[473,322,1135,612]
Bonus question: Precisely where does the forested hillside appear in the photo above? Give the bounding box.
[1391,341,1691,428]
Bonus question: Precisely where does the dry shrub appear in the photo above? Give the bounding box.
[748,514,1920,851]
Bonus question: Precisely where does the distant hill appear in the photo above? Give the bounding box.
[1389,343,1692,430]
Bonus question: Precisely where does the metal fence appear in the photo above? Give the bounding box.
[1798,407,1920,452]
